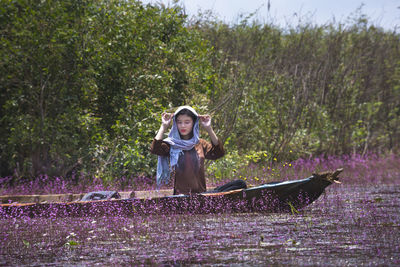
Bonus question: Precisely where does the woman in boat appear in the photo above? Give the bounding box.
[150,106,225,195]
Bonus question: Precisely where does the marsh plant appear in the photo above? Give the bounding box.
[1,154,399,266]
[1,153,397,195]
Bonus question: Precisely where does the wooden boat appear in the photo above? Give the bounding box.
[0,169,342,218]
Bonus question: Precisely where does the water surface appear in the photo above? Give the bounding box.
[1,183,399,266]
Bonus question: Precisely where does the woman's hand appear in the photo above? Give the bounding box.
[199,115,212,130]
[161,112,173,129]
[155,112,173,140]
[199,114,219,145]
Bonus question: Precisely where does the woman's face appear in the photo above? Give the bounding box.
[176,114,194,139]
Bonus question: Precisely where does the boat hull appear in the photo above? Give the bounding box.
[0,169,342,218]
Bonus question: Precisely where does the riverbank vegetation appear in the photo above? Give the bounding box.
[1,0,399,185]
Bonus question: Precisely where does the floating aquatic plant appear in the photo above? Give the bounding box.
[0,154,399,265]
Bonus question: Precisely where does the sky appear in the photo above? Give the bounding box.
[142,0,400,30]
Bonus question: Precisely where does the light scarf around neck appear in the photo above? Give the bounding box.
[156,106,200,187]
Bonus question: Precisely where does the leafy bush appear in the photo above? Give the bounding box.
[0,0,216,181]
[0,0,399,184]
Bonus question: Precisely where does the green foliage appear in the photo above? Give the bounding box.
[0,1,399,184]
[199,16,400,160]
[0,0,216,181]
[207,150,248,181]
[1,0,94,177]
[207,150,270,182]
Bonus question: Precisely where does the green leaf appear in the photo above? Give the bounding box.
[22,240,30,248]
[65,240,79,247]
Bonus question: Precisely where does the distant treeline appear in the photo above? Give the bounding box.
[1,0,399,181]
